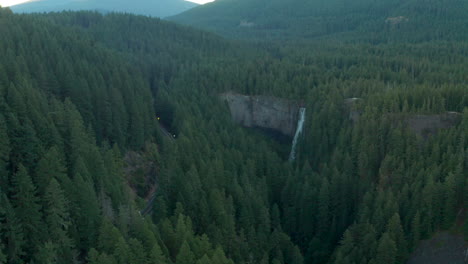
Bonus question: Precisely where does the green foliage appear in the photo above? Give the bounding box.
[148,242,168,264]
[35,147,67,196]
[10,164,42,259]
[88,248,115,264]
[43,179,76,263]
[386,214,407,263]
[171,0,468,42]
[0,6,466,264]
[464,216,468,241]
[0,114,9,191]
[373,233,397,264]
[34,242,58,264]
[0,246,5,264]
[1,194,25,263]
[176,241,195,264]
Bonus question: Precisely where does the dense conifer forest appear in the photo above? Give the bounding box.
[0,2,467,264]
[170,0,468,42]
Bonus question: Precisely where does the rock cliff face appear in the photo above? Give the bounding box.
[385,16,409,25]
[222,93,461,140]
[344,97,362,123]
[404,112,462,138]
[220,92,300,137]
[343,98,461,138]
[407,231,467,264]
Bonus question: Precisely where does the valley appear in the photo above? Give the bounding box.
[0,1,467,264]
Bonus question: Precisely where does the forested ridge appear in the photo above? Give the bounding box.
[11,0,197,18]
[0,3,467,264]
[170,0,468,42]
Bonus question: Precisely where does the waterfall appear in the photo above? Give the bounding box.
[289,107,306,161]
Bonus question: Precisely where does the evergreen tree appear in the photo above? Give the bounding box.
[148,242,168,264]
[386,214,407,263]
[0,244,5,264]
[72,172,100,251]
[176,241,195,264]
[289,246,304,264]
[34,146,67,196]
[211,246,234,264]
[113,237,130,264]
[1,194,24,264]
[317,178,331,236]
[10,164,42,259]
[332,230,355,264]
[87,248,100,264]
[197,254,212,264]
[464,216,468,241]
[442,173,457,229]
[7,114,43,170]
[88,248,116,264]
[43,178,75,263]
[128,238,147,264]
[0,113,10,191]
[410,211,421,250]
[373,233,397,264]
[34,242,58,264]
[97,219,122,255]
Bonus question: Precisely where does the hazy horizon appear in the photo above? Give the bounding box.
[0,0,215,7]
[0,0,29,7]
[186,0,214,4]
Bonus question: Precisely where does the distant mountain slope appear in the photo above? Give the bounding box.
[169,0,468,42]
[11,0,197,17]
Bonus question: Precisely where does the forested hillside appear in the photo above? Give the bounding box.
[0,4,467,264]
[170,0,468,42]
[11,0,197,18]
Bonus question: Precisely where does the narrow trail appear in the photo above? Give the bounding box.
[145,184,157,201]
[140,193,157,216]
[158,123,175,141]
[138,177,158,216]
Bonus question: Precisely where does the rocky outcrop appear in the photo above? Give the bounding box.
[385,16,409,25]
[344,97,362,123]
[407,231,467,264]
[220,92,301,137]
[239,20,255,27]
[124,151,156,198]
[221,93,461,140]
[343,97,461,138]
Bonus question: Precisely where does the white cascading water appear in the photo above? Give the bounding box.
[289,107,306,161]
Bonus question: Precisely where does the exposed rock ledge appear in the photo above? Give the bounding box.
[239,20,255,27]
[343,98,461,138]
[220,92,301,137]
[386,16,409,25]
[404,112,462,139]
[407,231,467,264]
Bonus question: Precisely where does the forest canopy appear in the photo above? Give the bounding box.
[0,4,467,264]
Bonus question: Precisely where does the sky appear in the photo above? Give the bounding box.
[0,0,29,7]
[186,0,214,4]
[0,0,215,7]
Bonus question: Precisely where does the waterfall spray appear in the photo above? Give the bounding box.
[289,107,306,161]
